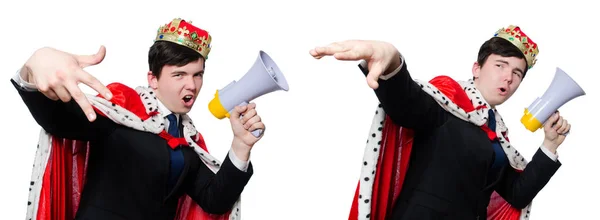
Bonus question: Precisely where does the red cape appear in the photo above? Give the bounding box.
[348,76,522,220]
[33,83,232,220]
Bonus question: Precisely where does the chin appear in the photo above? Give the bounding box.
[180,108,192,114]
[172,107,192,114]
[491,99,507,107]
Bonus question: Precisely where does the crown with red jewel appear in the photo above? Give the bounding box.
[493,25,539,69]
[155,18,212,59]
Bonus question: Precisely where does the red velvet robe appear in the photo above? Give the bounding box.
[28,83,236,220]
[348,76,525,220]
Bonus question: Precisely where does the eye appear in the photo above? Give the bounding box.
[194,73,202,77]
[513,72,522,78]
[495,64,502,68]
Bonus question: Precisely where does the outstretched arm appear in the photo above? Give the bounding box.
[358,54,446,131]
[310,40,446,131]
[11,70,115,141]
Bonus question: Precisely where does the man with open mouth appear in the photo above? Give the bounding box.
[310,25,572,220]
[12,18,264,220]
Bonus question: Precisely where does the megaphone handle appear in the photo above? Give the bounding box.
[237,101,263,138]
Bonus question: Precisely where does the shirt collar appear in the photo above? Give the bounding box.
[156,95,179,121]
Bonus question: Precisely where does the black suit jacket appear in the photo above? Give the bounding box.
[359,59,561,219]
[12,79,253,220]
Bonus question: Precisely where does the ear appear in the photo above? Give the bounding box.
[147,71,158,89]
[472,62,481,78]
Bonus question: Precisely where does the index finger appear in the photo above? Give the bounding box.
[310,42,348,57]
[76,68,113,100]
[544,112,560,129]
[65,82,97,122]
[230,105,247,119]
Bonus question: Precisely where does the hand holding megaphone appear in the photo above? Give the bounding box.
[228,102,264,140]
[520,67,585,132]
[208,50,289,137]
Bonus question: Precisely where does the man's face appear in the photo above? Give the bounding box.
[147,58,204,114]
[472,54,526,107]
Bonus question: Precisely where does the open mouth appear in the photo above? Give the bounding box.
[498,87,507,95]
[182,95,194,106]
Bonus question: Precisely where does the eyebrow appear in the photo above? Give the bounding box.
[170,70,205,75]
[495,59,524,75]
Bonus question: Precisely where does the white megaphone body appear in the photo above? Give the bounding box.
[208,50,289,137]
[521,67,585,132]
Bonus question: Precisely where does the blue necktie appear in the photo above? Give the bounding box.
[488,109,507,169]
[166,114,184,191]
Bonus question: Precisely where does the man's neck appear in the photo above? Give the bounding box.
[155,92,178,119]
[473,80,495,109]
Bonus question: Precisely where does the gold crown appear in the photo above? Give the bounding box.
[155,18,212,59]
[494,25,539,69]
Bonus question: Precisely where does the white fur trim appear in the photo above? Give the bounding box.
[357,78,532,219]
[356,104,386,219]
[26,86,241,220]
[25,130,52,220]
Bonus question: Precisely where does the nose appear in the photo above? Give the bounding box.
[503,69,513,85]
[183,75,197,91]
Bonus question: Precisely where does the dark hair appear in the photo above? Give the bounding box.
[148,41,204,78]
[476,37,528,79]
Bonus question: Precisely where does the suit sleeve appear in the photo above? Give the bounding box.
[11,77,116,142]
[358,55,445,131]
[494,147,562,209]
[186,155,253,214]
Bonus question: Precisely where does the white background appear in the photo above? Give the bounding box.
[0,0,598,219]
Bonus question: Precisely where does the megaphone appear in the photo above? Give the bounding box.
[208,50,289,137]
[520,67,585,132]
